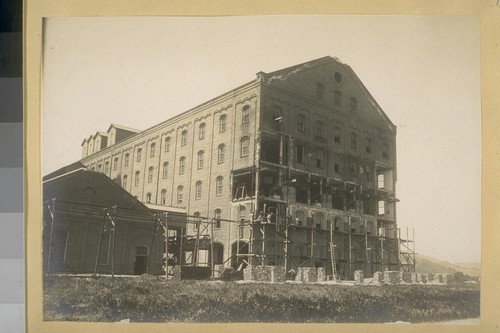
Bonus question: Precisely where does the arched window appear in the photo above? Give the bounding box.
[214,209,222,229]
[365,137,372,153]
[334,127,342,144]
[297,114,306,132]
[164,137,171,152]
[113,157,119,171]
[146,192,152,203]
[350,97,358,113]
[162,162,168,178]
[97,163,102,172]
[160,189,167,205]
[217,144,225,164]
[334,216,343,232]
[150,142,156,157]
[350,160,357,177]
[378,201,385,216]
[377,174,385,189]
[197,150,204,169]
[295,210,305,226]
[181,130,188,146]
[193,211,200,231]
[122,175,128,188]
[316,150,324,169]
[198,123,206,140]
[177,185,184,204]
[104,161,109,173]
[134,171,140,187]
[195,181,202,200]
[314,213,324,229]
[219,114,227,132]
[239,205,246,221]
[334,90,342,106]
[315,120,325,138]
[240,136,249,157]
[136,148,142,162]
[179,156,186,174]
[316,83,325,100]
[334,154,342,173]
[215,176,223,196]
[350,133,357,153]
[382,143,390,159]
[124,153,130,167]
[242,105,250,124]
[148,167,154,183]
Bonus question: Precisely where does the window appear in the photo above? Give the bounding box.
[350,133,357,153]
[136,148,142,162]
[148,167,154,183]
[297,114,306,132]
[378,201,385,215]
[181,130,188,146]
[239,205,246,222]
[366,165,372,182]
[134,171,140,186]
[334,127,342,144]
[113,157,118,171]
[316,83,325,100]
[240,136,249,157]
[382,143,390,159]
[97,233,110,265]
[150,142,156,157]
[295,210,305,226]
[199,123,206,140]
[124,153,129,167]
[297,144,304,164]
[242,105,250,124]
[122,175,128,188]
[377,174,385,189]
[217,144,225,164]
[177,186,184,204]
[314,213,324,229]
[350,161,357,177]
[316,150,324,169]
[219,114,227,132]
[214,209,221,229]
[334,154,341,173]
[179,156,186,174]
[350,97,358,113]
[146,192,152,203]
[97,163,102,172]
[197,150,204,169]
[160,189,167,205]
[315,121,325,138]
[334,90,342,107]
[365,137,372,153]
[195,181,202,200]
[164,137,171,152]
[162,162,168,178]
[193,211,200,231]
[216,176,223,196]
[104,161,109,173]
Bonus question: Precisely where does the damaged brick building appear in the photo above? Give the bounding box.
[76,56,414,279]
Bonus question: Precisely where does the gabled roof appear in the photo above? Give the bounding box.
[95,131,108,138]
[261,56,396,131]
[107,123,141,134]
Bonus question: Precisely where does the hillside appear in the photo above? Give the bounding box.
[415,254,480,277]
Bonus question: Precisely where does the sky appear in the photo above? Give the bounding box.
[41,15,481,264]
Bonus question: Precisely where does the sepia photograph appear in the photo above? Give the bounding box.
[38,14,481,325]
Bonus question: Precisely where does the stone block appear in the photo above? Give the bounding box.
[401,272,412,283]
[172,265,181,280]
[421,274,428,283]
[297,267,317,282]
[213,264,225,279]
[354,270,364,284]
[383,271,401,284]
[317,267,326,282]
[373,271,384,283]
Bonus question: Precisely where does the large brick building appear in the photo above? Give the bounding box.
[77,56,405,278]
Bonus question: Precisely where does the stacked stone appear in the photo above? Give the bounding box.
[296,267,317,282]
[317,267,326,282]
[411,273,422,283]
[442,274,453,285]
[213,264,224,279]
[172,266,182,280]
[420,274,428,283]
[401,272,412,283]
[373,271,384,284]
[354,270,364,284]
[383,271,401,284]
[243,265,286,282]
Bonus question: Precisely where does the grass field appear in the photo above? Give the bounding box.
[43,275,480,323]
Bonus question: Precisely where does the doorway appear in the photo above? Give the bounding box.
[134,245,149,275]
